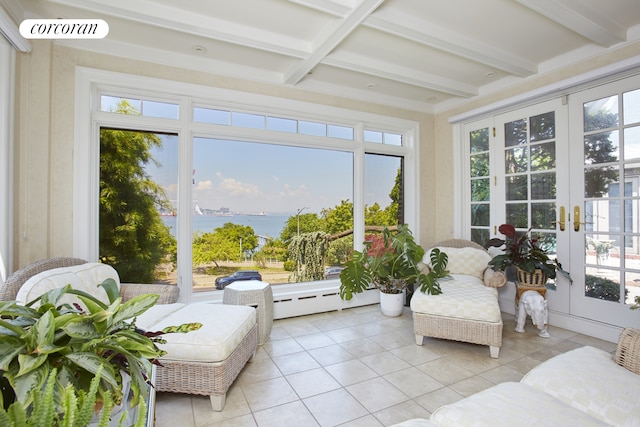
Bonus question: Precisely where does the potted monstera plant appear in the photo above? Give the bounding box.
[0,279,201,426]
[339,224,448,316]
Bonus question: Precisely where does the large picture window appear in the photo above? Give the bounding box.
[78,69,419,300]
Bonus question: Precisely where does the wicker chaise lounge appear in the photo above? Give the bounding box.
[3,258,258,411]
[411,239,506,358]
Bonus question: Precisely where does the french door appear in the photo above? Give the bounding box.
[569,77,640,327]
[466,99,572,312]
[465,75,640,329]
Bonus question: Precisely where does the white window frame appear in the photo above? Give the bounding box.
[74,67,420,303]
[0,36,15,283]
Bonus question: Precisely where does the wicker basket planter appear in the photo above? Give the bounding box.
[516,267,548,287]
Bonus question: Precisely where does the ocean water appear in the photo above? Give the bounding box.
[162,214,290,240]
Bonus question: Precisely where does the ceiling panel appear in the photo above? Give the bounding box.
[10,0,640,112]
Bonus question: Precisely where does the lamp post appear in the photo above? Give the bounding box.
[296,206,309,236]
[296,206,309,277]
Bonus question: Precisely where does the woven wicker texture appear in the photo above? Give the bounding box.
[615,328,640,375]
[413,313,502,347]
[223,283,273,345]
[516,267,548,286]
[414,239,503,358]
[120,283,179,304]
[155,324,257,398]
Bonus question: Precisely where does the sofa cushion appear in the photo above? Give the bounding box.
[135,302,186,330]
[522,345,640,426]
[151,303,257,363]
[427,247,490,279]
[430,382,609,427]
[410,274,501,323]
[16,262,119,307]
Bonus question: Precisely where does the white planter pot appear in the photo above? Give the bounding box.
[379,291,404,317]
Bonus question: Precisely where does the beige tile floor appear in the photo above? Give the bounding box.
[154,305,617,427]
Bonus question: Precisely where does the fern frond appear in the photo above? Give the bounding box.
[60,385,77,427]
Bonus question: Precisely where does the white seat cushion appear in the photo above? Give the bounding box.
[135,302,186,330]
[152,303,257,363]
[430,382,608,427]
[410,274,501,323]
[16,262,119,307]
[522,346,640,426]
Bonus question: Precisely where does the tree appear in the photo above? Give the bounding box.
[321,200,353,234]
[99,101,176,283]
[280,213,323,246]
[583,110,619,198]
[288,231,331,282]
[192,222,259,267]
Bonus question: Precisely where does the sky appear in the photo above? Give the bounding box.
[148,136,399,215]
[102,96,400,215]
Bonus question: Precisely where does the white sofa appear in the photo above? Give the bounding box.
[13,261,258,411]
[393,328,640,427]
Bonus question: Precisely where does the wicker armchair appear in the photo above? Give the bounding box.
[412,239,506,358]
[615,327,640,375]
[1,257,179,304]
[3,258,255,411]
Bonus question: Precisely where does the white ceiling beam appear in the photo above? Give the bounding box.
[287,0,352,17]
[516,0,626,47]
[325,51,478,98]
[0,2,30,52]
[363,10,537,77]
[48,0,310,58]
[284,0,385,85]
[297,78,435,112]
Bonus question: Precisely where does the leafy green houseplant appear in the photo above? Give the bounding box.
[0,279,200,424]
[0,367,147,427]
[339,224,448,301]
[487,223,563,283]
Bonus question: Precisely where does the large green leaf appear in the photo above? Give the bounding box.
[0,336,26,370]
[30,311,56,352]
[339,253,373,301]
[61,317,98,339]
[99,277,121,304]
[16,353,48,377]
[0,317,31,337]
[65,352,120,393]
[12,364,49,405]
[112,294,158,325]
[0,301,39,318]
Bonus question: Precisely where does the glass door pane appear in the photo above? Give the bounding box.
[569,79,640,327]
[469,126,491,245]
[191,138,353,290]
[503,112,558,256]
[99,127,178,285]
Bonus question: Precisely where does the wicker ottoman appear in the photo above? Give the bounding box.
[223,280,273,345]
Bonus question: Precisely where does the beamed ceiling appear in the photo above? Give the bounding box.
[11,0,640,112]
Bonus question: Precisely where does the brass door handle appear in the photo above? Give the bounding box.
[573,205,592,231]
[552,206,566,231]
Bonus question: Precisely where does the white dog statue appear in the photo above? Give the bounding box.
[516,290,550,338]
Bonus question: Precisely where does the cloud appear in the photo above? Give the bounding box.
[279,184,310,198]
[219,178,260,196]
[195,180,213,190]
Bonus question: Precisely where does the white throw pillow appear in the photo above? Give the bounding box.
[425,246,491,279]
[16,262,120,306]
